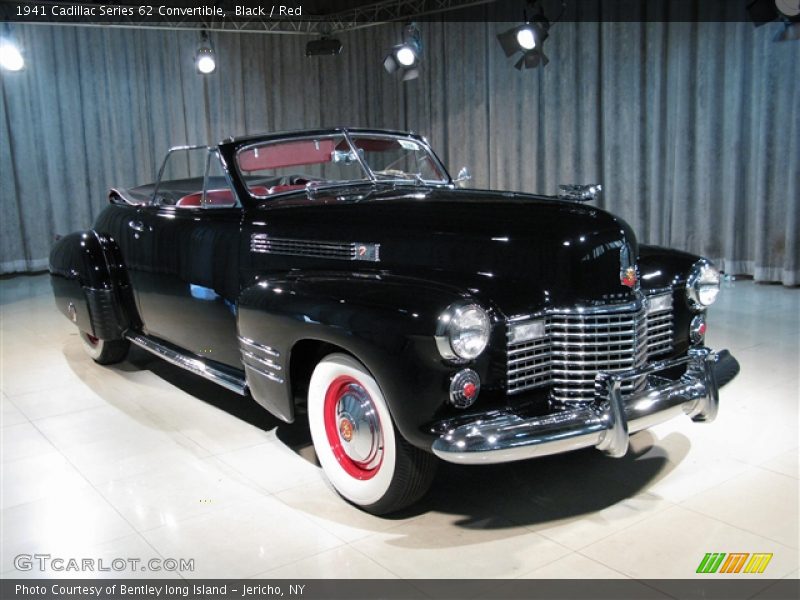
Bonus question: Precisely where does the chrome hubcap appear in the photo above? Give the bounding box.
[334,384,383,471]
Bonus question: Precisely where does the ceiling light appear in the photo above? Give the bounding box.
[195,31,216,74]
[383,22,422,81]
[515,26,536,50]
[0,39,24,72]
[498,0,560,70]
[395,45,417,67]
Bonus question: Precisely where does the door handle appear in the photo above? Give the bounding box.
[128,220,145,233]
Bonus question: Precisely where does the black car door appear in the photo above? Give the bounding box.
[124,149,243,368]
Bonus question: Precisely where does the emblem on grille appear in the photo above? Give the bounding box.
[621,266,637,288]
[619,244,637,288]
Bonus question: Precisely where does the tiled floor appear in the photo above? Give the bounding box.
[1,274,798,584]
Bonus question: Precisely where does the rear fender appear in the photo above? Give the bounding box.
[49,230,139,339]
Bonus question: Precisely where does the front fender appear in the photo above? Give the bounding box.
[639,244,704,356]
[237,272,499,448]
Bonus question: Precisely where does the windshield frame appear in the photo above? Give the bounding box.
[233,129,452,200]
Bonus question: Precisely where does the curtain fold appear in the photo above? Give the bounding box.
[1,21,798,284]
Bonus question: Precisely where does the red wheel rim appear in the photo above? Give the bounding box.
[323,375,384,480]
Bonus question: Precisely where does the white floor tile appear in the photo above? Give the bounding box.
[517,552,627,578]
[217,440,324,494]
[1,486,136,572]
[680,467,800,549]
[97,457,266,532]
[351,511,571,578]
[1,422,56,463]
[581,505,799,580]
[141,496,344,578]
[253,545,398,579]
[1,451,90,509]
[1,393,28,427]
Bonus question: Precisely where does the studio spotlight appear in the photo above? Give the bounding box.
[747,0,800,40]
[195,31,216,74]
[497,21,549,69]
[383,22,421,81]
[498,0,561,70]
[0,38,24,72]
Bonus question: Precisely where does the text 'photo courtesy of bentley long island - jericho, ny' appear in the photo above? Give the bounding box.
[49,128,724,514]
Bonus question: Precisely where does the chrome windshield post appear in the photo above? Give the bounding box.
[341,128,377,183]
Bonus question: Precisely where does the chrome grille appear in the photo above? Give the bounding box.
[645,293,674,357]
[507,300,663,404]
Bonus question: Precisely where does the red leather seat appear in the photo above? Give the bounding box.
[176,189,235,208]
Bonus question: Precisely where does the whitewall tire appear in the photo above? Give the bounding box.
[308,353,436,514]
[79,331,129,365]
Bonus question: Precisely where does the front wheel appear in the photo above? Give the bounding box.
[307,353,437,515]
[79,331,129,365]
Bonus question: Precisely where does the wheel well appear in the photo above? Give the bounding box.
[289,340,347,407]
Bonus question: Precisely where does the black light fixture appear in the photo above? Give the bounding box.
[383,22,422,81]
[195,30,216,74]
[497,0,557,70]
[306,37,343,56]
[747,0,800,41]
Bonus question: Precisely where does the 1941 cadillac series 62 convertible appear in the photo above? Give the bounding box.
[50,128,723,514]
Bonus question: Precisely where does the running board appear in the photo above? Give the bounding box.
[127,334,247,396]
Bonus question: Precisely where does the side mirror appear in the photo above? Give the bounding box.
[454,166,472,188]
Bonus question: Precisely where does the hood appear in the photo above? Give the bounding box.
[259,187,640,317]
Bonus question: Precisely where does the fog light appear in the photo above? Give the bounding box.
[690,314,707,344]
[449,369,480,409]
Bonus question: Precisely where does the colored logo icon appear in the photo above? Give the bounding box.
[696,553,773,574]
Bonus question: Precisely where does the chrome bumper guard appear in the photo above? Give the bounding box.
[431,347,719,464]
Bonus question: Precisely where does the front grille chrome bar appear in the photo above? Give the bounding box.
[506,291,675,403]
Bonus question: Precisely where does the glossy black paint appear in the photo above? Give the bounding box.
[50,129,706,452]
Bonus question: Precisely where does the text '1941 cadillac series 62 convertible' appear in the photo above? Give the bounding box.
[50,128,724,514]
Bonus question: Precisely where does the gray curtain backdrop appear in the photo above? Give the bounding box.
[1,20,798,284]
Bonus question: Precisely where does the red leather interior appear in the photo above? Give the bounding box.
[175,186,270,207]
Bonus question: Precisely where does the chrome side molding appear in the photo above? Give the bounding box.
[127,334,247,395]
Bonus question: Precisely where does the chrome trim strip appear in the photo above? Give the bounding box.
[127,334,246,395]
[241,350,282,372]
[250,234,380,262]
[433,348,718,464]
[237,335,280,358]
[242,362,284,385]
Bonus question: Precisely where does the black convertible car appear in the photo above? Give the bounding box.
[50,128,722,514]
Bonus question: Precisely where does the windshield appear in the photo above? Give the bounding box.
[235,133,448,197]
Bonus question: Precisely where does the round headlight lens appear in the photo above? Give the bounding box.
[437,304,490,361]
[686,260,720,309]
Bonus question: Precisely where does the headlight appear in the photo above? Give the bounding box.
[436,303,490,361]
[686,260,720,309]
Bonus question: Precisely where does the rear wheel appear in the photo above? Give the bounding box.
[308,353,436,515]
[79,331,129,365]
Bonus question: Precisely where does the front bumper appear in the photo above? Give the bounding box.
[431,347,719,464]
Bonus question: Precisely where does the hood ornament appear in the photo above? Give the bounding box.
[558,183,602,202]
